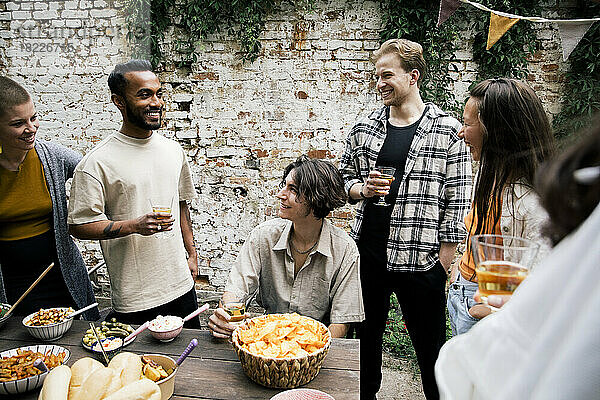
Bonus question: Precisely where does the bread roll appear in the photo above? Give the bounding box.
[68,358,104,400]
[103,368,123,398]
[102,378,161,400]
[108,352,142,387]
[38,365,71,400]
[70,366,113,400]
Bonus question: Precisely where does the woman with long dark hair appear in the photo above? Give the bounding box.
[436,118,600,400]
[447,78,556,335]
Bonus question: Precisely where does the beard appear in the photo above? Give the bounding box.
[125,101,162,130]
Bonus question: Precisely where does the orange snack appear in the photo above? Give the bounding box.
[236,313,329,359]
[0,349,67,382]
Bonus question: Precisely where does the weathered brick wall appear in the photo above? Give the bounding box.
[0,0,574,301]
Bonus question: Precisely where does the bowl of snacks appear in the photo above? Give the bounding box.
[82,319,135,361]
[0,344,70,395]
[232,313,331,389]
[147,315,184,342]
[141,354,177,400]
[270,388,335,400]
[22,307,74,341]
[0,303,11,329]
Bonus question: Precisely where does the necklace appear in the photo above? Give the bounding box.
[289,238,318,255]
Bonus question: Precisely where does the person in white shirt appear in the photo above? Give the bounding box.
[436,121,600,399]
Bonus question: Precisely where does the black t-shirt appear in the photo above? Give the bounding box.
[359,108,426,248]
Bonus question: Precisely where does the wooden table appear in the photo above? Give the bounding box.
[0,318,359,399]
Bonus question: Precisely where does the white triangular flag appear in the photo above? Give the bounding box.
[557,21,595,61]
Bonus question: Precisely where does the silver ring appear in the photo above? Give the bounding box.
[157,224,162,231]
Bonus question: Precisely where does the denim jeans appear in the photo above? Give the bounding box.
[447,273,479,336]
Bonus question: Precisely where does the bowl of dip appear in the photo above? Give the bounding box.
[89,337,124,362]
[147,315,183,342]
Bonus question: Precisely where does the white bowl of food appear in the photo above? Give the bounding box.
[22,307,74,341]
[0,344,70,395]
[147,315,184,342]
[141,354,177,400]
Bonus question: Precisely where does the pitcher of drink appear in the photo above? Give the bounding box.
[471,234,541,308]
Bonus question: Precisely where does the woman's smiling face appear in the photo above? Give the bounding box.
[459,97,483,161]
[0,100,39,153]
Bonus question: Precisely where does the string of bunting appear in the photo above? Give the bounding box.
[437,0,600,60]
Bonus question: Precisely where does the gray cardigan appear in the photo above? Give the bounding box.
[0,141,99,320]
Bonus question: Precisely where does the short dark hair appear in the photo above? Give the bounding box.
[536,117,600,245]
[0,77,31,117]
[280,155,347,219]
[108,60,153,96]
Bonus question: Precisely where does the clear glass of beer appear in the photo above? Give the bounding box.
[150,195,174,237]
[471,234,541,308]
[373,166,396,206]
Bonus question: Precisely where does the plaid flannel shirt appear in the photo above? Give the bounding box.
[340,103,472,272]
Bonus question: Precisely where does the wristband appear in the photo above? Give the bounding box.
[359,183,367,199]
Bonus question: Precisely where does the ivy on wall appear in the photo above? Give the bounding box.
[123,0,599,143]
[552,0,600,141]
[471,0,541,81]
[125,0,314,67]
[379,0,462,115]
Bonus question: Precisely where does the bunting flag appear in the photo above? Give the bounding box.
[557,21,595,60]
[437,0,600,59]
[486,12,520,50]
[437,0,462,27]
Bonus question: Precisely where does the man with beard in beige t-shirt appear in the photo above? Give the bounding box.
[68,60,200,327]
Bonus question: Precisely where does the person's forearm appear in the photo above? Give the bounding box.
[328,323,349,338]
[439,242,458,272]
[179,201,196,259]
[348,182,365,201]
[69,220,136,240]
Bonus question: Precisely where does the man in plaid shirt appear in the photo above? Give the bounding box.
[339,39,472,400]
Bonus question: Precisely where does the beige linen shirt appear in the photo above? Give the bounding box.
[225,218,365,325]
[68,131,196,312]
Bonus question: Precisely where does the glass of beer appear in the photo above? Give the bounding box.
[471,234,541,308]
[373,166,396,206]
[223,302,246,325]
[150,195,174,237]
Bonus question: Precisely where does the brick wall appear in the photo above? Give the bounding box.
[0,0,574,301]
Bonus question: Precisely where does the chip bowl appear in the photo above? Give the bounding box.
[270,388,335,400]
[0,344,70,395]
[231,314,331,389]
[22,308,74,341]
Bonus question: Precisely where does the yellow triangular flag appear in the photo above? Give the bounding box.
[487,12,520,50]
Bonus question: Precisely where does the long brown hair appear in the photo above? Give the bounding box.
[470,78,556,234]
[536,119,600,245]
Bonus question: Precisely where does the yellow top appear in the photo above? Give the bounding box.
[0,149,52,241]
[459,202,502,282]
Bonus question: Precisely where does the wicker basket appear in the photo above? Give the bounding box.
[232,314,331,389]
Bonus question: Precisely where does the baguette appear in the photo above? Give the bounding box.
[68,358,104,400]
[102,378,161,400]
[38,365,71,400]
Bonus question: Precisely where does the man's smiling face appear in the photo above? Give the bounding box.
[122,70,164,131]
[375,53,414,107]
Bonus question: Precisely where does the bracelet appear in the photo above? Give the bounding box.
[359,183,367,199]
